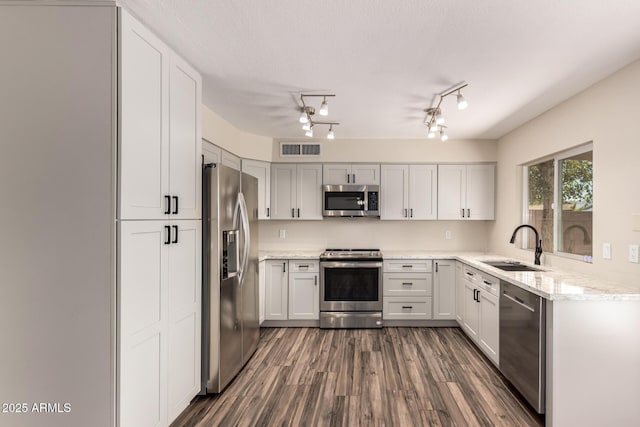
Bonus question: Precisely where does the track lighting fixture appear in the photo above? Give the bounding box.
[423,82,468,141]
[298,93,339,139]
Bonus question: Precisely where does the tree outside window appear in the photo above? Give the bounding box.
[524,145,593,260]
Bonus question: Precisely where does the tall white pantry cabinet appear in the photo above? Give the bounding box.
[118,9,202,427]
[1,3,200,427]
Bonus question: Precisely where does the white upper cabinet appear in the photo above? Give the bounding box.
[242,159,271,219]
[119,11,201,220]
[437,164,495,220]
[380,164,408,220]
[202,140,221,164]
[221,149,241,171]
[380,164,437,220]
[271,164,322,220]
[119,11,169,220]
[323,163,380,185]
[168,55,202,220]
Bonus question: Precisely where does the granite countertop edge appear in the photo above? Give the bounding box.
[259,250,640,302]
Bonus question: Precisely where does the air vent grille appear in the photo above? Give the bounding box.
[280,142,321,157]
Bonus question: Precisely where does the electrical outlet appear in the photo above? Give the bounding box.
[602,243,611,260]
[445,230,452,240]
[279,229,286,239]
[629,244,639,263]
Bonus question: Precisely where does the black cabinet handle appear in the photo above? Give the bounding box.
[172,196,179,214]
[267,207,270,218]
[352,174,356,183]
[402,282,413,286]
[347,173,350,183]
[291,208,295,218]
[402,306,413,310]
[172,225,178,244]
[164,195,171,214]
[283,262,286,273]
[467,208,470,218]
[297,208,300,218]
[164,225,171,245]
[473,289,477,301]
[435,262,438,273]
[410,208,413,218]
[461,208,465,218]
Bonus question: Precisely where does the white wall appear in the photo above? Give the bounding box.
[202,105,272,161]
[490,59,640,285]
[272,138,497,163]
[260,219,491,252]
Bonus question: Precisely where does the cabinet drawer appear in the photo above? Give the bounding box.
[384,260,432,273]
[479,275,500,297]
[383,274,432,297]
[462,265,481,283]
[289,260,319,273]
[383,297,432,320]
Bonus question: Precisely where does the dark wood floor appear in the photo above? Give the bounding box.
[172,327,543,427]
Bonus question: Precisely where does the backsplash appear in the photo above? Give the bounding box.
[259,219,491,252]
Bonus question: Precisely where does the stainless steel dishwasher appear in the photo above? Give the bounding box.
[499,281,546,414]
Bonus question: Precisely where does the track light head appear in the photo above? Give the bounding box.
[456,90,468,110]
[327,125,335,140]
[302,122,311,131]
[427,131,436,139]
[440,128,449,141]
[319,97,329,116]
[429,123,439,132]
[305,126,314,137]
[299,110,308,123]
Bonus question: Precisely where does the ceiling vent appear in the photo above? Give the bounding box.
[280,142,321,157]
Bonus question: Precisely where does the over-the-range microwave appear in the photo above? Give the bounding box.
[322,184,380,217]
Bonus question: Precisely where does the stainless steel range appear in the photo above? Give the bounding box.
[319,249,383,328]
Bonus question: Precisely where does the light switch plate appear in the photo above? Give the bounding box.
[629,244,639,263]
[279,229,286,239]
[445,230,452,240]
[602,243,611,260]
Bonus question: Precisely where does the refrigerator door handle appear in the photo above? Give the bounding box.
[233,192,250,284]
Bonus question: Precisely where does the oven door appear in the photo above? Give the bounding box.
[320,261,383,311]
[322,185,367,217]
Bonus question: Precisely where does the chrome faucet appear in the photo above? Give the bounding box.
[510,224,543,265]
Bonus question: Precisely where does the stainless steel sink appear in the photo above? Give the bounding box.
[480,260,543,272]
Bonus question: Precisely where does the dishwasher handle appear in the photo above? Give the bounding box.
[503,292,535,312]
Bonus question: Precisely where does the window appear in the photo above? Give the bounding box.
[523,144,593,261]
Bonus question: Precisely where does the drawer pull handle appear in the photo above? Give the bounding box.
[466,272,474,276]
[402,265,413,269]
[402,282,413,286]
[483,280,492,285]
[299,264,309,269]
[401,306,413,309]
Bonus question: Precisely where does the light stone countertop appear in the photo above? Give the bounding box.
[260,249,640,301]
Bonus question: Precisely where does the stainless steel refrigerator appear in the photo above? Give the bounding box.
[202,163,259,393]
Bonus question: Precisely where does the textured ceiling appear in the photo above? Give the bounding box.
[119,0,640,140]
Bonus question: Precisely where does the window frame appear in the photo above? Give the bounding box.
[522,142,593,262]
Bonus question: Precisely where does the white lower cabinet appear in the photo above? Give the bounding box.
[119,219,201,427]
[264,260,288,320]
[383,260,433,320]
[264,259,319,321]
[433,260,456,319]
[457,264,499,365]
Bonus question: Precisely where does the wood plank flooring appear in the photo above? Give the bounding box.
[171,327,543,427]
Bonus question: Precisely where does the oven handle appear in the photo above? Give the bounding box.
[320,261,383,268]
